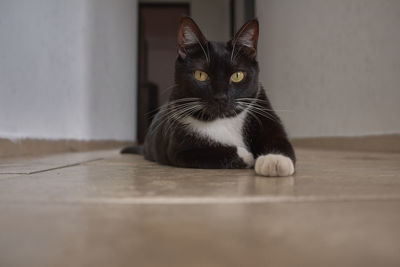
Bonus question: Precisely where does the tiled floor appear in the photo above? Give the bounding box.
[0,148,399,267]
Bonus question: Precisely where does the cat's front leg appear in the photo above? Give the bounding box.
[236,146,255,168]
[171,145,254,169]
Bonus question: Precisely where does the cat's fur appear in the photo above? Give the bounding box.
[122,17,295,176]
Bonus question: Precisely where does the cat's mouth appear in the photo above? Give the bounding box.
[191,103,244,121]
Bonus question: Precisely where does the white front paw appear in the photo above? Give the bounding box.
[255,154,294,177]
[236,147,255,168]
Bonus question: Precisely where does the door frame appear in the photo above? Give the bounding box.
[136,3,191,143]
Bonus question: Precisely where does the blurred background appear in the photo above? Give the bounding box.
[0,0,399,156]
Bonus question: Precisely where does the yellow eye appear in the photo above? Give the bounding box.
[231,71,244,83]
[194,70,208,81]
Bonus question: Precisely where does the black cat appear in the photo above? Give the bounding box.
[123,17,295,177]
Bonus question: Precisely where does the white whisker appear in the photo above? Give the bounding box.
[235,100,280,124]
[147,98,205,138]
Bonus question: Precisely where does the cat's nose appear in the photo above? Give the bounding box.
[213,94,228,103]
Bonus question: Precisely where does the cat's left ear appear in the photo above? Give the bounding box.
[177,17,208,59]
[231,19,259,59]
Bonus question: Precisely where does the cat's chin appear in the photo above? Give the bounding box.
[191,107,244,121]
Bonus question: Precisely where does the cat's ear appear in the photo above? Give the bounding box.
[231,19,259,59]
[177,17,207,59]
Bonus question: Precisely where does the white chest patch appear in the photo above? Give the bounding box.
[182,111,247,147]
[181,111,254,167]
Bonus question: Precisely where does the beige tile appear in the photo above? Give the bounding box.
[0,148,400,267]
[0,202,399,267]
[0,150,117,174]
[0,149,399,203]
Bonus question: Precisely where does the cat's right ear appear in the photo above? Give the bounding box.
[177,17,207,59]
[231,19,259,59]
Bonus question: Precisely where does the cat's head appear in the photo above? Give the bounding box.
[172,17,259,121]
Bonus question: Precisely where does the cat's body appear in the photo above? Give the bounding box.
[124,18,295,176]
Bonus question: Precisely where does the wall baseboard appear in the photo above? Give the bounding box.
[0,138,135,158]
[1,135,399,158]
[292,134,400,153]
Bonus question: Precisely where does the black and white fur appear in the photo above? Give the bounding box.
[123,17,295,177]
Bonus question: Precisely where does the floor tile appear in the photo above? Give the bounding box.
[0,150,116,174]
[0,148,400,267]
[0,201,399,267]
[0,149,399,203]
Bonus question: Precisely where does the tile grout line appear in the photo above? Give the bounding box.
[0,158,105,175]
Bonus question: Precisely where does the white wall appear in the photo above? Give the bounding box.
[257,0,400,137]
[0,0,138,141]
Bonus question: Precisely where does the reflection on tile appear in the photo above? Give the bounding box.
[0,149,399,203]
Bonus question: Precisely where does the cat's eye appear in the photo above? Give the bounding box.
[230,71,245,83]
[194,70,208,81]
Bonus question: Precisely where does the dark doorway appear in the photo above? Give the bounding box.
[137,3,190,143]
